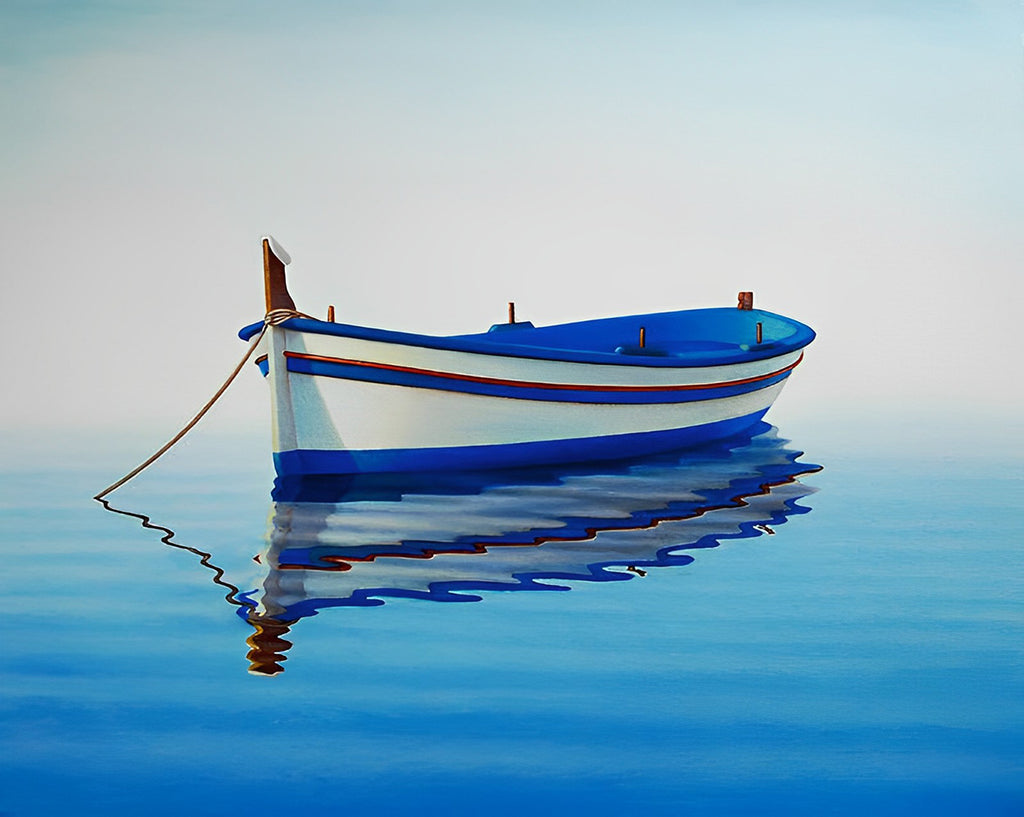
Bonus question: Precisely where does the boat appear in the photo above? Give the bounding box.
[239,237,815,476]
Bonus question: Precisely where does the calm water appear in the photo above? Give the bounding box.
[1,420,1022,815]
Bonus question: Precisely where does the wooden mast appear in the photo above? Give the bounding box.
[263,236,296,313]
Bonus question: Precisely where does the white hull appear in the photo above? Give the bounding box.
[258,324,802,473]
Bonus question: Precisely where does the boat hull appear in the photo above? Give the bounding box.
[252,318,806,475]
[273,407,776,474]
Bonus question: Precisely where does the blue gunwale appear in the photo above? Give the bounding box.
[239,306,815,369]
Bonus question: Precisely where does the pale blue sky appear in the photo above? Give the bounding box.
[2,1,1021,439]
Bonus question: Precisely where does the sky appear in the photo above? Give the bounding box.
[1,1,1022,450]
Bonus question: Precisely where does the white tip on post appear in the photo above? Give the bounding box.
[262,235,292,266]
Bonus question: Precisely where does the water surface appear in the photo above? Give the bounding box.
[1,422,1021,815]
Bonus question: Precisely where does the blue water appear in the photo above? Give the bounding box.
[1,421,1022,815]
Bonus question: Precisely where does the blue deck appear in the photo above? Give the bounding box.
[239,307,815,368]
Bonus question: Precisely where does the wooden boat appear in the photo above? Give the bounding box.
[239,237,815,476]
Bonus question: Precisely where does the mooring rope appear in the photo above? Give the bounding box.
[92,309,313,501]
[95,496,254,610]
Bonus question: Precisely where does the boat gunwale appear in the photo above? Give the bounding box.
[239,307,815,369]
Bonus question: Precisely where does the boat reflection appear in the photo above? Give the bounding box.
[241,422,821,674]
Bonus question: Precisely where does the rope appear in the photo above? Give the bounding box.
[93,309,312,501]
[265,308,316,325]
[95,496,253,610]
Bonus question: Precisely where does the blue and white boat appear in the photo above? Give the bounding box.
[239,237,815,476]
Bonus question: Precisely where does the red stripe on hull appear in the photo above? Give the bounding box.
[281,351,803,393]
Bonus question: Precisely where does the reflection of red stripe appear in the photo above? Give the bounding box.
[283,350,802,392]
[275,466,821,573]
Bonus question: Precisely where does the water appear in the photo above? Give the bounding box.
[1,421,1022,815]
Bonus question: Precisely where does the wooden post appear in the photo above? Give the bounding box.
[639,326,646,348]
[508,302,516,324]
[737,291,753,310]
[756,321,763,344]
[264,237,296,313]
[327,305,335,322]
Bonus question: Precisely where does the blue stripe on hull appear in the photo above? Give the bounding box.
[273,409,770,475]
[284,355,793,404]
